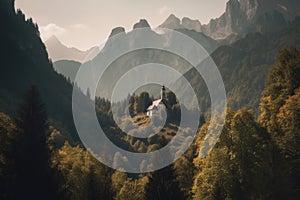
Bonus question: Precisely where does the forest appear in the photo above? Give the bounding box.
[0,0,300,199]
[0,48,299,199]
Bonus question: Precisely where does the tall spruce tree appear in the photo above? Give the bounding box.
[145,165,185,200]
[145,136,184,200]
[9,85,59,200]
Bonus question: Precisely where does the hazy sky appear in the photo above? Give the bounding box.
[16,0,227,50]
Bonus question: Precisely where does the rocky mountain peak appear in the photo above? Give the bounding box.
[133,19,150,29]
[46,35,62,46]
[159,14,202,32]
[201,0,300,40]
[226,0,241,12]
[239,0,259,20]
[159,14,181,29]
[109,26,126,38]
[182,17,202,32]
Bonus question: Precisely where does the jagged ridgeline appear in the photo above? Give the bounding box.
[0,0,78,141]
[177,17,300,116]
[160,0,300,40]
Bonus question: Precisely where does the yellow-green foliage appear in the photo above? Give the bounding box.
[53,142,113,200]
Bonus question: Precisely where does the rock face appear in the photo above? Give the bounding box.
[182,17,202,32]
[159,0,300,40]
[177,17,300,115]
[159,14,202,32]
[159,14,182,29]
[201,0,247,39]
[133,19,150,29]
[201,0,300,39]
[109,27,126,38]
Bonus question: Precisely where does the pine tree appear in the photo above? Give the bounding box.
[9,85,59,200]
[145,165,185,200]
[145,137,184,200]
[174,141,196,199]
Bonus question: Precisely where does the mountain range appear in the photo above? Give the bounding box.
[53,18,225,87]
[47,0,300,66]
[47,0,300,63]
[45,35,99,63]
[1,0,300,140]
[76,0,300,113]
[178,17,300,116]
[1,0,300,198]
[159,0,300,40]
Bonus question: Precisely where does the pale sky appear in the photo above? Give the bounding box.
[16,0,227,51]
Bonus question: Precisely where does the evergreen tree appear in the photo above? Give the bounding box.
[259,48,300,198]
[129,95,136,117]
[166,91,177,106]
[139,92,152,113]
[145,165,184,200]
[145,137,184,200]
[174,142,196,200]
[9,85,59,200]
[230,109,273,199]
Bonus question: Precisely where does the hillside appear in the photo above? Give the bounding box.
[203,0,300,39]
[0,0,79,141]
[53,60,81,82]
[178,16,300,115]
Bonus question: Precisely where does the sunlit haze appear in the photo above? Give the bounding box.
[15,0,227,50]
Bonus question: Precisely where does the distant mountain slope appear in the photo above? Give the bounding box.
[52,19,222,93]
[201,0,300,39]
[45,35,99,62]
[178,16,300,115]
[159,14,202,32]
[138,18,220,53]
[158,17,223,53]
[53,60,81,82]
[78,19,223,101]
[175,29,219,53]
[0,0,80,141]
[159,0,300,40]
